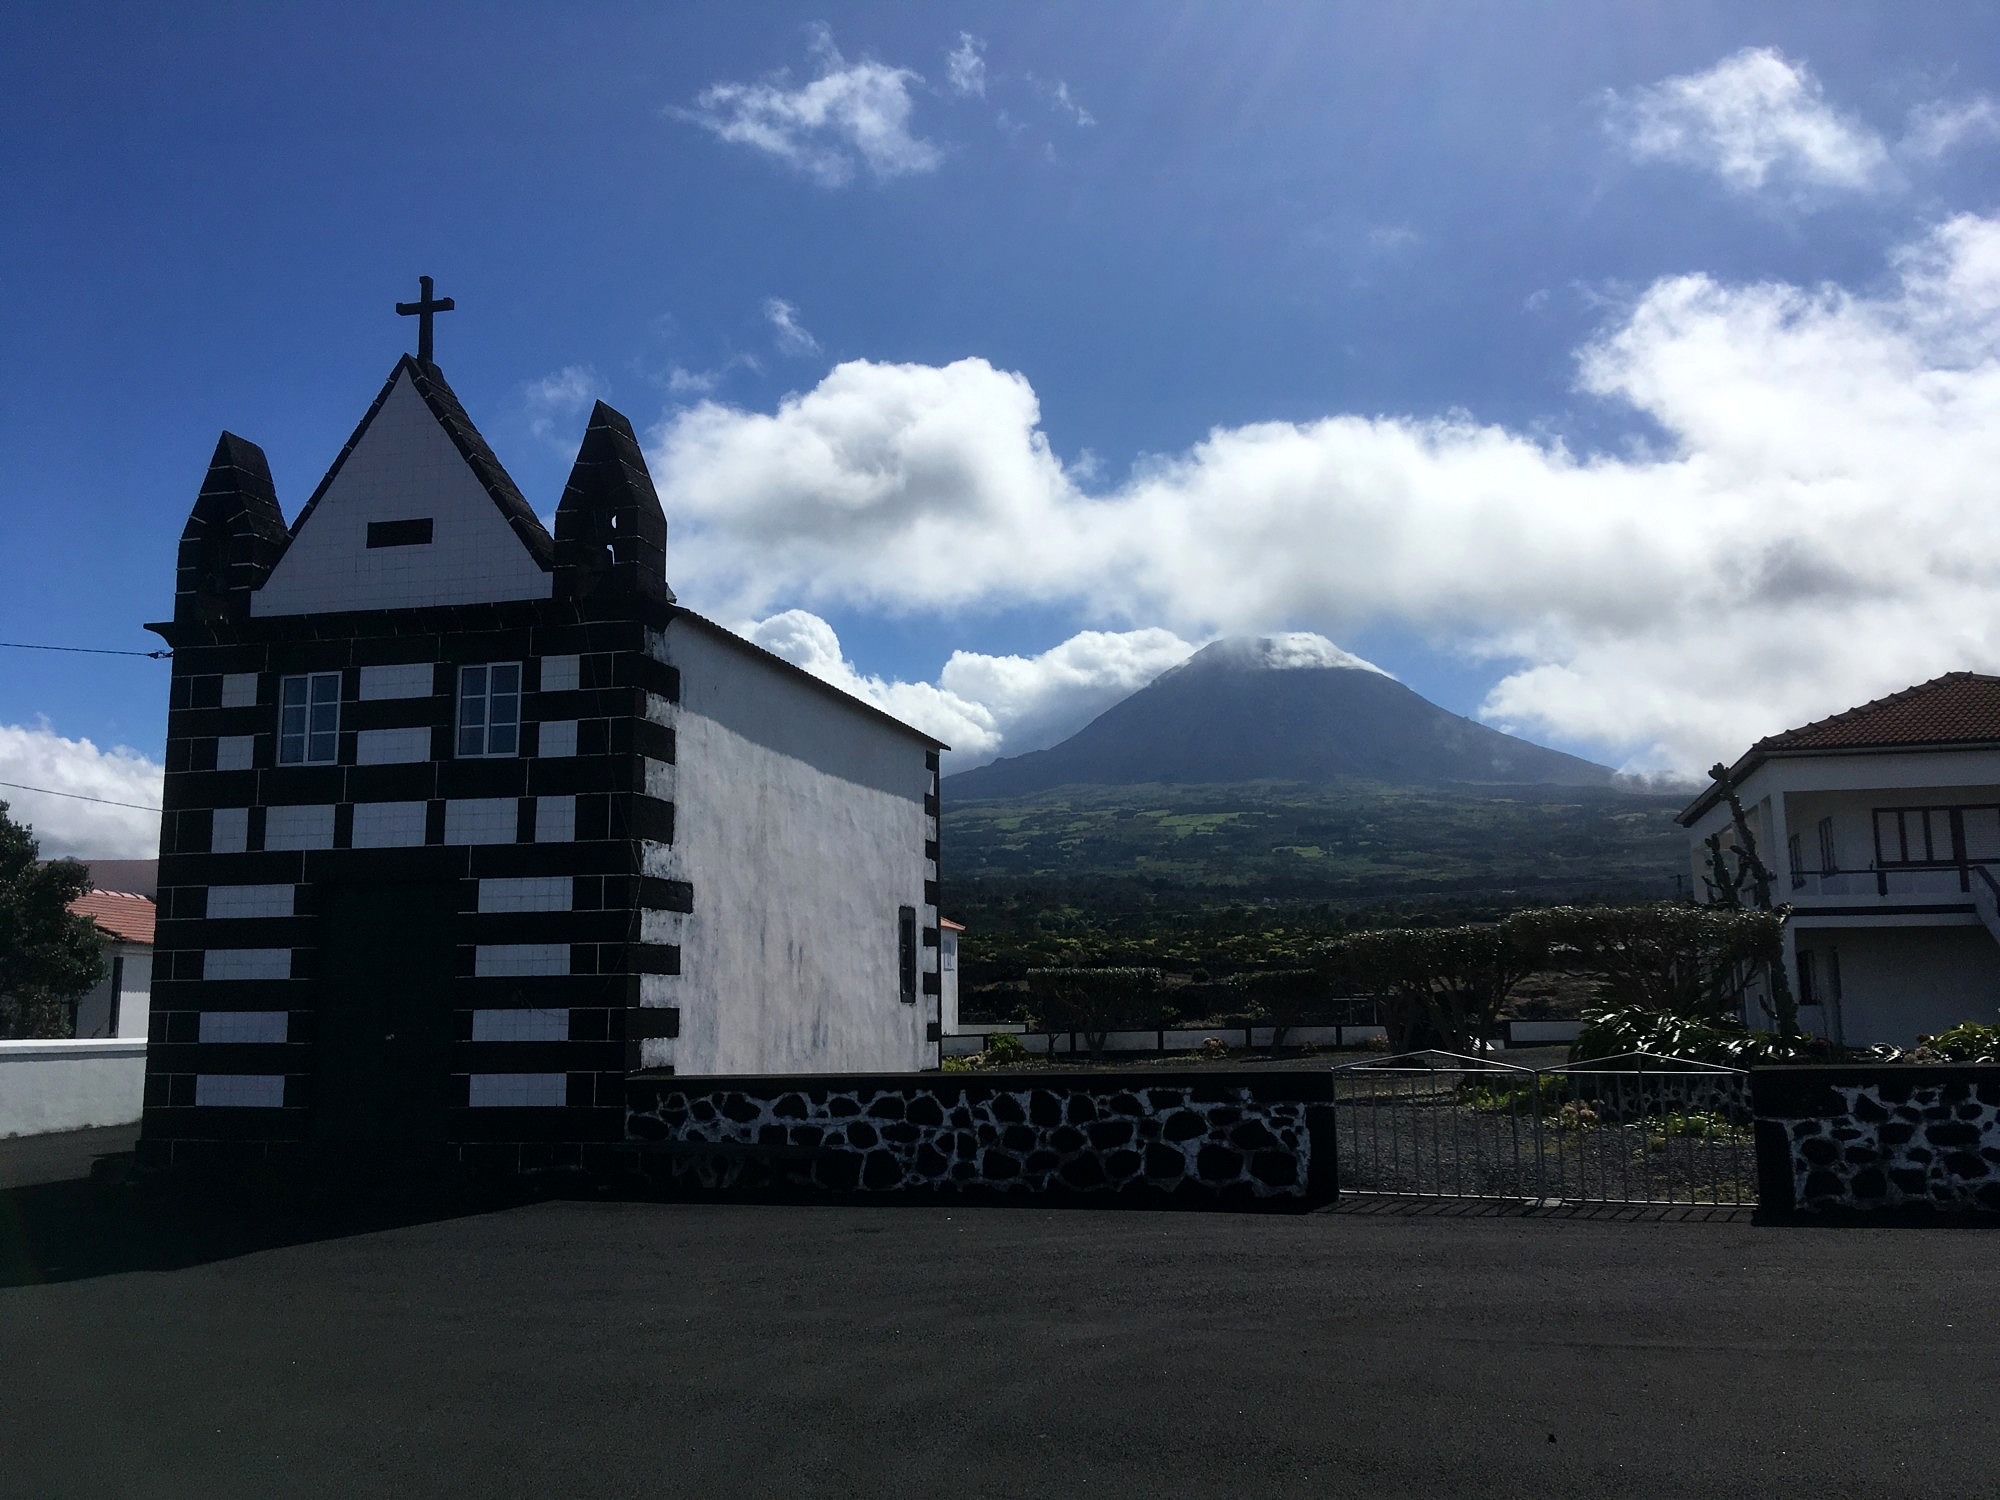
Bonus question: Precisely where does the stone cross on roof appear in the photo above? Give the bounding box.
[395,274,455,365]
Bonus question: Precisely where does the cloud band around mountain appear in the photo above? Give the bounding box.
[650,213,2000,776]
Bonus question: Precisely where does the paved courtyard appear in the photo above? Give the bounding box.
[2,1127,1994,1499]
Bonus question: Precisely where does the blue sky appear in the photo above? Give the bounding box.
[6,4,2000,853]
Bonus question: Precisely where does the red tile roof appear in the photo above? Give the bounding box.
[1751,672,2000,753]
[1680,672,2000,825]
[68,890,155,946]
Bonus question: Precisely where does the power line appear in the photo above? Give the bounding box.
[0,640,170,659]
[0,780,162,813]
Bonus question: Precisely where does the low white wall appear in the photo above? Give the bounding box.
[1505,1020,1585,1044]
[0,1039,147,1137]
[942,1023,1388,1058]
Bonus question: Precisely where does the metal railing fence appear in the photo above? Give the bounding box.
[1331,1050,1755,1207]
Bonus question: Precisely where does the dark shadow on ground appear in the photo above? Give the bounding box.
[0,1128,546,1288]
[1331,1192,1755,1224]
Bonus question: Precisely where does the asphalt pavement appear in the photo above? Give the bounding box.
[1,1126,1993,1499]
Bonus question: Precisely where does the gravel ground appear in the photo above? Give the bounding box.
[1332,1069,1757,1205]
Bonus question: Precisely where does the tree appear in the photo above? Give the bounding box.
[0,800,105,1038]
[1330,924,1543,1055]
[1697,761,1801,1037]
[1026,967,1160,1058]
[1227,968,1323,1052]
[1502,904,1782,1023]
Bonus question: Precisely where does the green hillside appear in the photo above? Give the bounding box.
[942,779,1687,905]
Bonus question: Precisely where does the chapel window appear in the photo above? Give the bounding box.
[458,663,522,757]
[898,905,917,1004]
[277,673,341,765]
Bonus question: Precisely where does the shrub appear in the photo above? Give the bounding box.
[982,1031,1029,1067]
[1910,1021,2000,1063]
[1552,1100,1599,1132]
[1460,1075,1567,1113]
[1224,968,1322,1050]
[1026,967,1161,1056]
[1570,1005,1830,1067]
[1637,1109,1748,1147]
[940,1056,971,1073]
[1327,924,1542,1055]
[1505,904,1784,1027]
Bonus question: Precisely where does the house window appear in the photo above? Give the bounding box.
[898,905,917,1004]
[457,664,521,757]
[1874,806,1958,865]
[1798,951,1818,1007]
[1817,816,1836,874]
[277,673,340,765]
[1825,947,1842,1003]
[1787,833,1804,890]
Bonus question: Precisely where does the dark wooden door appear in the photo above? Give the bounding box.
[313,880,458,1142]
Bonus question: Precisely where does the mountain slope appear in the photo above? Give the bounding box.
[947,636,1613,799]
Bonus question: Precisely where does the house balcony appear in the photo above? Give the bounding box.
[1787,862,2000,942]
[1789,865,1988,901]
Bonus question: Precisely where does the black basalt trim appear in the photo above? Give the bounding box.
[150,978,313,1009]
[436,758,531,799]
[343,697,448,732]
[345,763,436,802]
[147,1042,303,1073]
[638,876,693,913]
[628,1006,680,1040]
[455,1041,625,1072]
[464,909,630,944]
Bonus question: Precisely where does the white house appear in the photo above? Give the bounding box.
[938,918,965,1036]
[1679,673,2000,1047]
[68,889,154,1039]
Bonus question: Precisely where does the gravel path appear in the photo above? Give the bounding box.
[1333,1071,1757,1205]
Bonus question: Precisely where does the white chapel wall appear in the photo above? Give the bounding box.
[660,620,934,1075]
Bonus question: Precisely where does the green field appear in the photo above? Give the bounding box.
[942,778,1687,905]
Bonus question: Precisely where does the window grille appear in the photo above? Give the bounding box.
[458,663,522,757]
[278,673,340,765]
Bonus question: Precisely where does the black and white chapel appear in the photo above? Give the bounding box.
[139,283,944,1170]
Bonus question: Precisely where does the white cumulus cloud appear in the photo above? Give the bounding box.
[672,26,942,187]
[1610,46,2000,203]
[652,213,2000,776]
[1610,46,1889,194]
[736,612,1202,771]
[1902,96,2000,160]
[0,722,162,859]
[522,365,599,442]
[763,297,821,357]
[946,33,986,98]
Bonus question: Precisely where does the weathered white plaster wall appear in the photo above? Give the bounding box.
[0,1040,146,1137]
[71,946,151,1039]
[657,619,936,1075]
[253,369,551,616]
[1807,926,2000,1047]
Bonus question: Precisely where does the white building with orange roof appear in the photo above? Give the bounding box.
[1680,673,2000,1047]
[67,888,155,1039]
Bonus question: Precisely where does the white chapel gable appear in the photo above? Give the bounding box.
[252,367,551,616]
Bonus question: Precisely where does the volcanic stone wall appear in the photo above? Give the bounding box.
[1754,1066,2000,1215]
[625,1070,1335,1209]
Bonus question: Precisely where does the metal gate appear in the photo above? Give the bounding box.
[1331,1050,1755,1206]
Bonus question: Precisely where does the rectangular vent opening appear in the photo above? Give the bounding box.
[366,518,434,548]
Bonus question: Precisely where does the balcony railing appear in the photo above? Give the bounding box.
[1790,864,1995,899]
